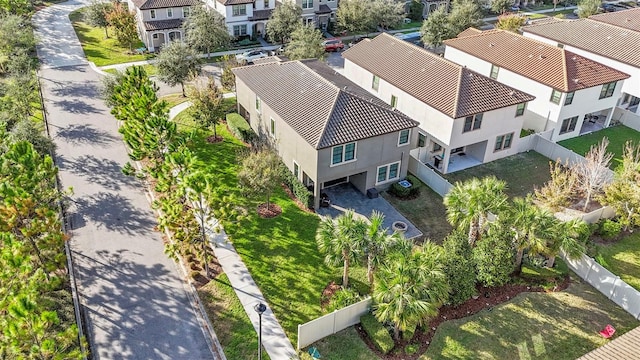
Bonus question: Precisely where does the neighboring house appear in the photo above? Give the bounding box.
[127,0,200,52]
[232,59,418,209]
[207,0,276,38]
[444,29,630,142]
[291,0,337,31]
[522,18,640,117]
[341,33,534,174]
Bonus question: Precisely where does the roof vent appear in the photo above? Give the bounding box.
[626,18,631,22]
[538,54,545,60]
[421,68,426,72]
[489,43,495,47]
[528,54,533,58]
[509,90,515,96]
[572,56,577,61]
[574,78,580,84]
[607,36,612,40]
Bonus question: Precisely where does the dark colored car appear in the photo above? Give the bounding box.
[323,38,344,52]
[349,36,368,47]
[601,3,616,12]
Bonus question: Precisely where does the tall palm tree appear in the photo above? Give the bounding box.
[362,211,410,285]
[373,243,450,340]
[545,218,588,268]
[508,197,558,272]
[444,176,508,246]
[316,210,367,287]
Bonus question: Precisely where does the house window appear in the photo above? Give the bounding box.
[293,161,299,179]
[515,103,525,117]
[255,96,261,113]
[451,147,464,154]
[390,95,397,108]
[167,8,173,17]
[564,91,575,105]
[331,142,356,165]
[417,133,426,147]
[270,117,275,137]
[550,89,561,104]
[433,142,442,152]
[376,162,400,184]
[232,5,247,16]
[372,75,380,91]
[559,116,578,134]
[398,129,410,146]
[494,133,514,151]
[599,82,616,99]
[183,6,190,17]
[264,0,269,7]
[463,113,483,132]
[152,33,158,39]
[233,24,248,36]
[490,64,499,79]
[302,0,313,8]
[557,43,564,48]
[150,9,156,19]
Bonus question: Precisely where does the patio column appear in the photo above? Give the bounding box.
[603,108,615,128]
[441,149,451,174]
[314,182,322,209]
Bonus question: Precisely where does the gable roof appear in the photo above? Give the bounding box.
[342,33,534,119]
[444,29,630,92]
[457,27,482,38]
[523,19,640,68]
[131,0,199,10]
[589,7,640,33]
[232,60,418,149]
[143,18,183,31]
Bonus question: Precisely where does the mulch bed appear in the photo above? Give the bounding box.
[355,276,571,360]
[257,203,282,218]
[320,281,341,309]
[206,135,224,143]
[281,184,315,214]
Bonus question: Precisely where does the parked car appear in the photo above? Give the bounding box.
[510,5,520,11]
[602,3,616,11]
[349,36,368,47]
[323,38,344,52]
[235,49,269,64]
[394,31,422,45]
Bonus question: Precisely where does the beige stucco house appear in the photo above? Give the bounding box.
[232,59,418,209]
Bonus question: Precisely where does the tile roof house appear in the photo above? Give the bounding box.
[522,18,640,118]
[341,33,534,174]
[444,29,630,141]
[127,0,200,52]
[206,0,276,38]
[232,59,418,208]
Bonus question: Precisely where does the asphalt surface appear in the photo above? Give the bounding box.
[33,1,218,359]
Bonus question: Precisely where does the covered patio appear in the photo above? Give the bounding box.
[579,108,612,135]
[316,183,423,240]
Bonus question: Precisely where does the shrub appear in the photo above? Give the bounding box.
[280,162,314,208]
[326,287,361,312]
[226,113,256,143]
[389,175,422,198]
[597,219,623,239]
[473,228,515,287]
[360,313,394,354]
[442,231,477,305]
[389,181,411,197]
[402,322,417,341]
[405,343,419,355]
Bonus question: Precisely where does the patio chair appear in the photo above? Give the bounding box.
[599,324,615,339]
[308,346,321,359]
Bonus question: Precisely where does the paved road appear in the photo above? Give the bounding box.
[33,2,219,359]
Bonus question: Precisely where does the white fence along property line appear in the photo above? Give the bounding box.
[614,107,640,132]
[563,253,640,320]
[408,148,453,197]
[297,297,372,350]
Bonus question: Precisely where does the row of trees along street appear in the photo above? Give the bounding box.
[1,4,85,359]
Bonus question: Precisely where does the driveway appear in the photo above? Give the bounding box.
[33,1,219,359]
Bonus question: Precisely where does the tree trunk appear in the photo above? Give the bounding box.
[202,222,210,277]
[468,221,479,246]
[393,324,400,340]
[343,252,349,287]
[546,256,556,268]
[181,82,186,97]
[515,248,524,273]
[367,254,374,285]
[27,236,49,281]
[104,26,109,39]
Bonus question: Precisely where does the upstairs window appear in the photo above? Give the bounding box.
[232,4,247,16]
[270,118,275,137]
[331,142,356,165]
[417,133,426,147]
[564,91,575,105]
[302,0,313,8]
[372,75,380,91]
[391,95,397,108]
[550,89,561,104]
[167,8,173,17]
[398,129,410,146]
[463,113,483,132]
[264,0,269,7]
[494,133,513,151]
[515,103,525,117]
[183,6,190,17]
[255,96,261,113]
[490,64,499,79]
[150,9,156,19]
[599,82,616,99]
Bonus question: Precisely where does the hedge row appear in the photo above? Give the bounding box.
[360,313,394,354]
[226,113,256,143]
[280,163,314,209]
[388,174,422,198]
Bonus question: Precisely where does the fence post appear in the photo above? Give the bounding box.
[610,276,620,300]
[585,258,595,281]
[297,324,301,350]
[333,310,338,334]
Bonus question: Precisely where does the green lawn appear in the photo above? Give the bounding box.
[558,125,640,170]
[159,93,189,108]
[596,232,640,291]
[421,281,639,360]
[394,21,422,30]
[306,327,377,360]
[69,10,154,66]
[198,274,270,360]
[442,152,552,198]
[382,183,452,244]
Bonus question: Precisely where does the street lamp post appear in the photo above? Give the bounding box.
[254,302,267,360]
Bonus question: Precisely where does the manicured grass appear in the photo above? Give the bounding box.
[558,125,640,170]
[198,274,270,360]
[395,21,422,30]
[443,152,552,198]
[69,10,154,66]
[596,232,640,291]
[420,281,639,359]
[307,327,378,360]
[382,182,452,243]
[159,93,189,108]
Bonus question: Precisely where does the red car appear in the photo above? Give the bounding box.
[323,38,344,52]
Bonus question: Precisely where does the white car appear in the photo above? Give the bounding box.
[235,49,269,64]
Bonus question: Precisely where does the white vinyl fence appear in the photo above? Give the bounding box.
[614,107,640,132]
[297,297,372,350]
[408,148,453,197]
[563,253,640,320]
[579,206,616,224]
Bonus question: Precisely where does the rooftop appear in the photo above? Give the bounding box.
[143,18,183,31]
[342,33,534,119]
[232,60,418,149]
[131,0,199,10]
[444,29,630,92]
[589,7,640,33]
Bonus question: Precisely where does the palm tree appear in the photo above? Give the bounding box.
[545,218,588,268]
[373,243,450,340]
[316,210,367,287]
[444,176,508,246]
[362,211,410,285]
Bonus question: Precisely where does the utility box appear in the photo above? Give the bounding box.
[367,188,379,199]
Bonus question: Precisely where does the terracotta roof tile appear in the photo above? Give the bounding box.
[589,7,640,33]
[132,0,199,10]
[248,8,273,20]
[232,60,417,149]
[143,18,183,31]
[457,27,482,38]
[216,0,254,5]
[523,19,640,68]
[444,29,629,92]
[342,33,534,119]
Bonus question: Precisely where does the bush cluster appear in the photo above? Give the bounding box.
[280,163,314,209]
[326,287,361,312]
[226,113,256,143]
[596,218,623,240]
[388,174,422,198]
[360,314,394,354]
